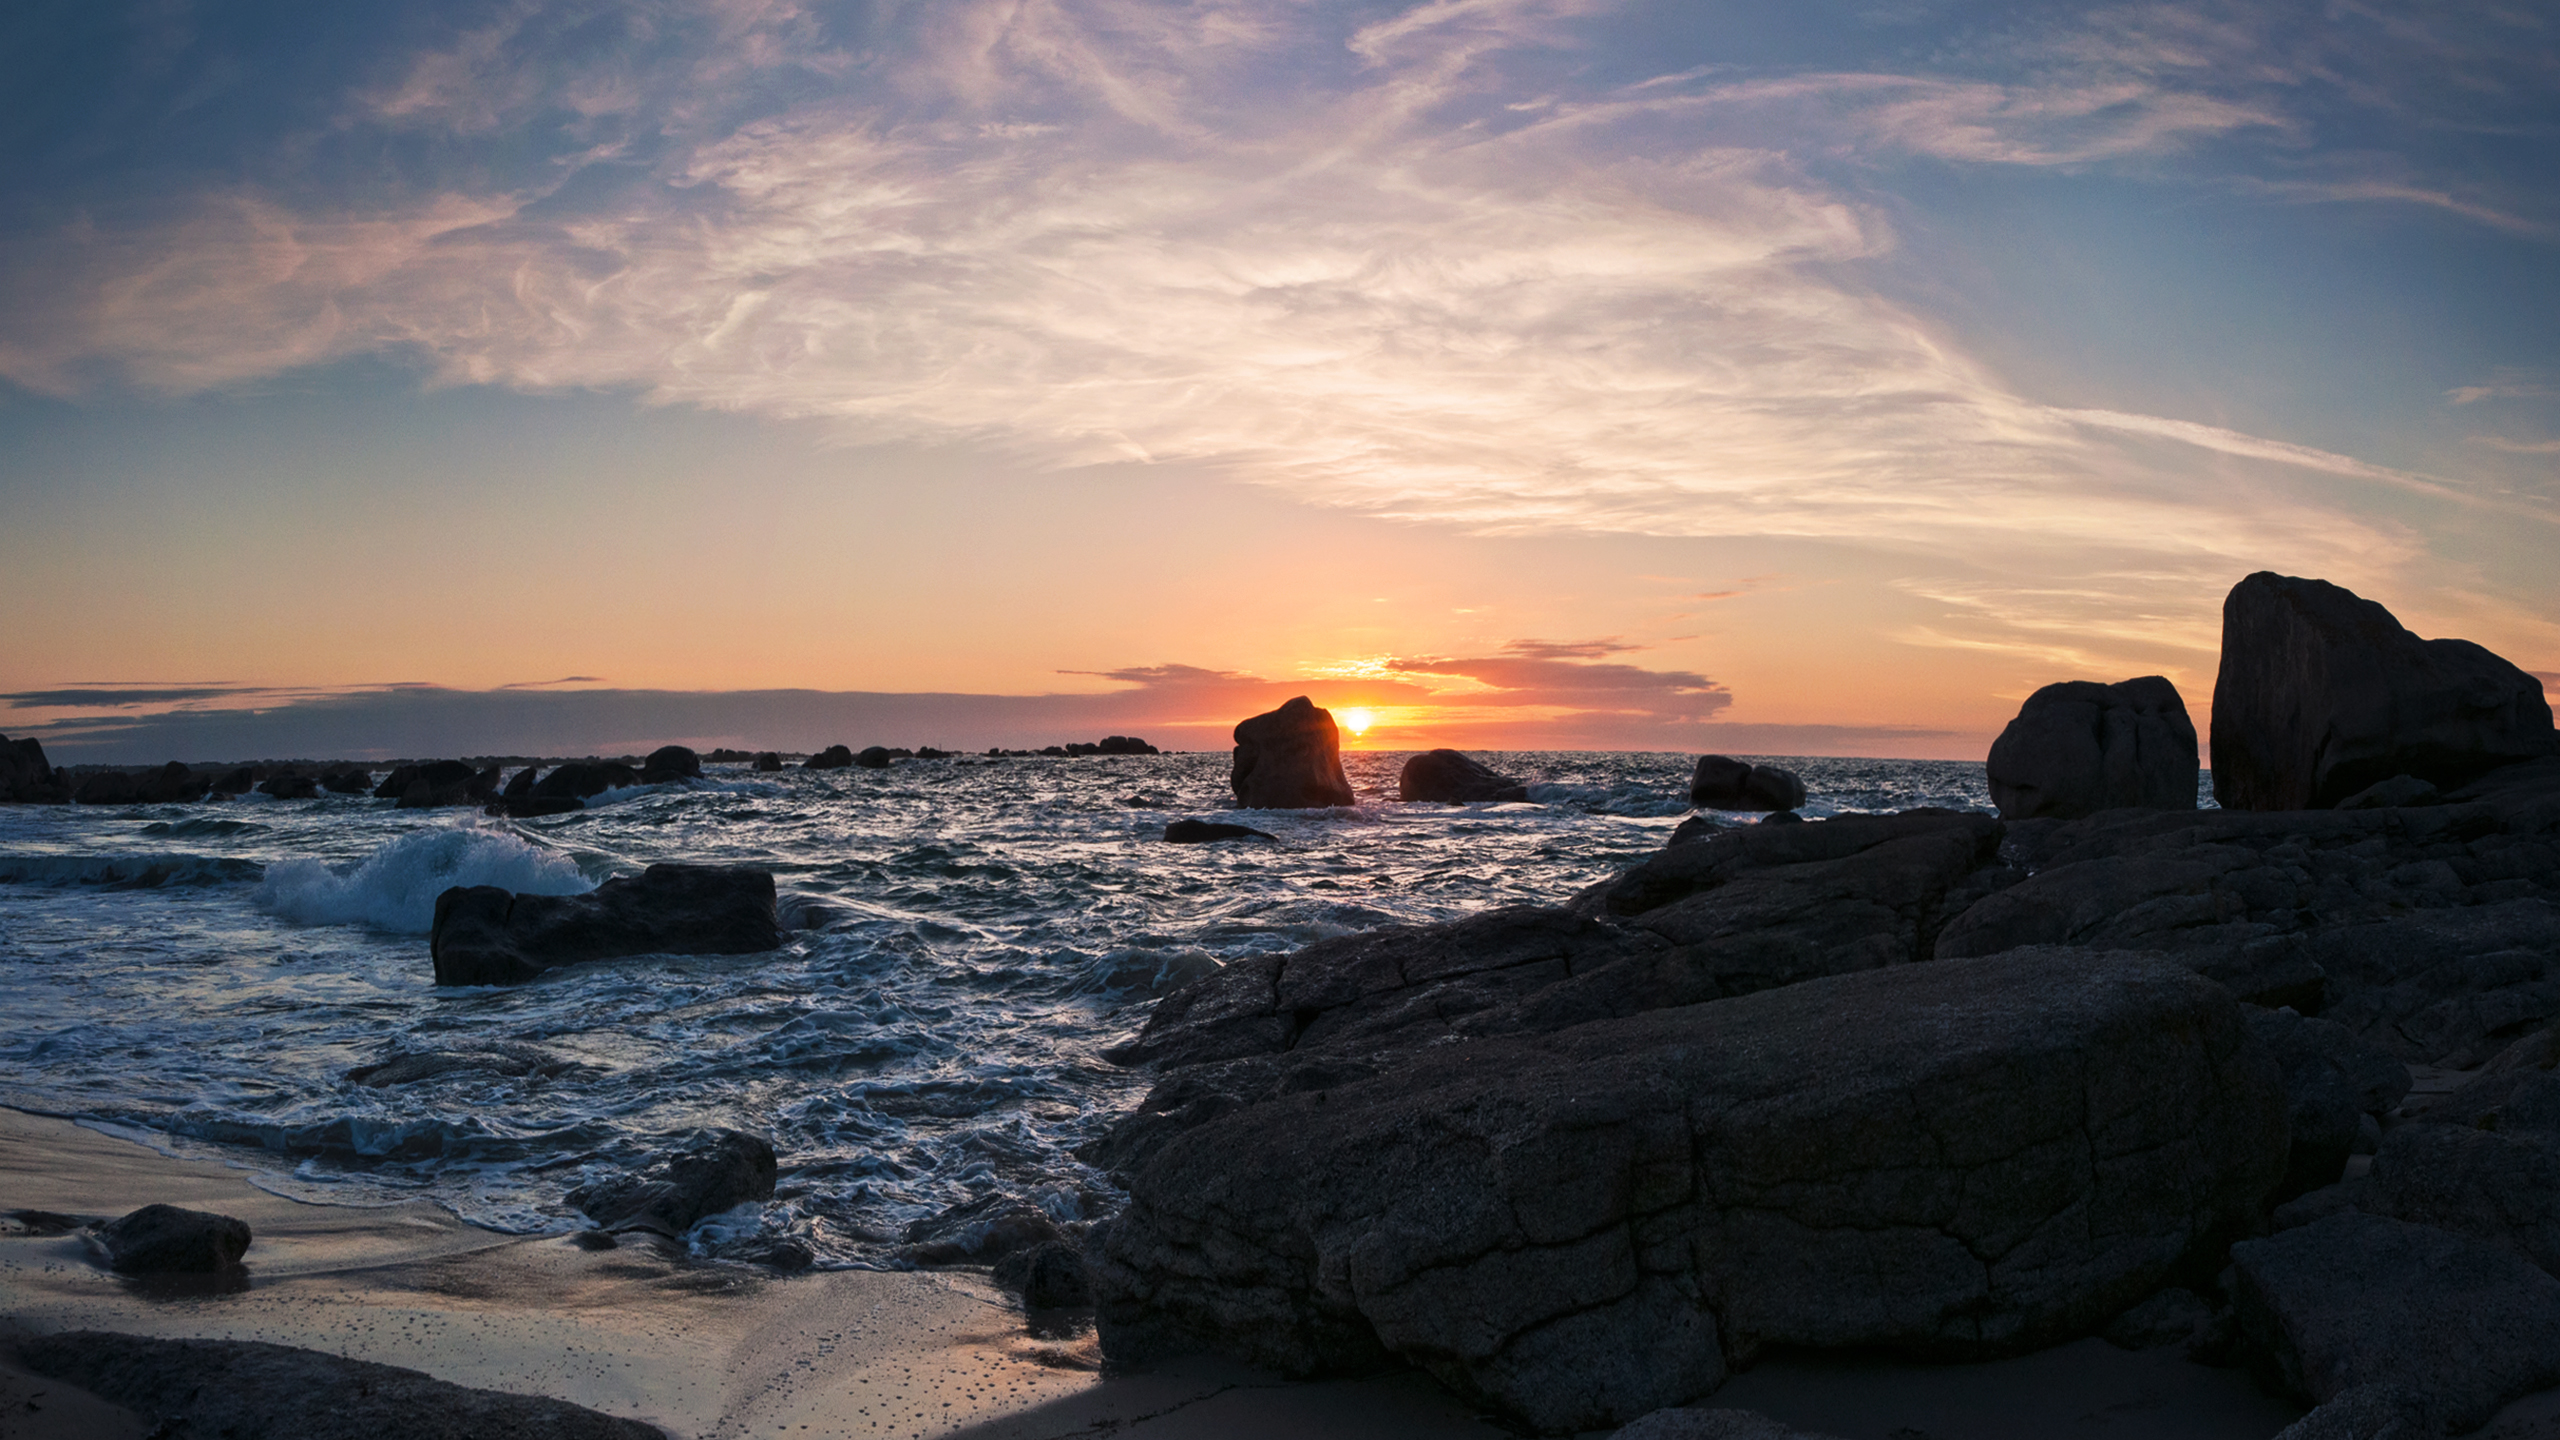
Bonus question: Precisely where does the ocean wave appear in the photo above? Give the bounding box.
[0,853,265,887]
[1524,780,1695,817]
[136,817,268,838]
[254,825,592,933]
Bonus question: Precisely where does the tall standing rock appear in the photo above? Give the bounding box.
[1231,697,1356,809]
[2211,572,2554,811]
[1986,677,2198,820]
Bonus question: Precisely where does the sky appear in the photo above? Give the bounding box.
[2,0,2555,762]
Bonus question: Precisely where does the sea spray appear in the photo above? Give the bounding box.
[256,825,592,933]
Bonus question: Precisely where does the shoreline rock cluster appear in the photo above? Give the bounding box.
[1079,571,2560,1434]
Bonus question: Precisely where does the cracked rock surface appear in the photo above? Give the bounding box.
[1087,948,2283,1433]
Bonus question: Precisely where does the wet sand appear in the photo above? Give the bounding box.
[0,1103,2453,1440]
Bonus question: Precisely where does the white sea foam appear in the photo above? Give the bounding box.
[255,826,592,933]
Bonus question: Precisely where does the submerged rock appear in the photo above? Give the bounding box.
[1986,676,2198,820]
[901,1193,1065,1266]
[1688,755,1805,812]
[567,1128,778,1239]
[1163,819,1274,843]
[345,1041,574,1088]
[1231,696,1357,809]
[1398,749,1529,803]
[2211,572,2555,811]
[13,1330,662,1440]
[1088,948,2284,1433]
[91,1204,251,1274]
[429,863,781,986]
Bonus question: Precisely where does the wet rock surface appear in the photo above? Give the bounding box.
[566,1128,778,1239]
[10,1329,663,1440]
[1398,749,1529,803]
[1162,818,1274,843]
[1689,755,1806,812]
[1986,675,2198,820]
[1087,948,2284,1433]
[90,1204,251,1274]
[2211,571,2555,812]
[1230,696,1356,809]
[429,863,781,985]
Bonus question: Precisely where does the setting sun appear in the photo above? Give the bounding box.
[1338,708,1374,737]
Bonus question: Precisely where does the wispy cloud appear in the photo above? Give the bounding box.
[2,0,2547,674]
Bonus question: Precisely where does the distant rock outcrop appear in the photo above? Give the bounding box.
[1231,697,1356,809]
[1688,755,1806,812]
[320,769,372,794]
[257,774,319,799]
[1399,749,1529,803]
[1986,676,2199,820]
[2211,572,2555,811]
[640,745,701,783]
[531,761,638,800]
[855,746,893,768]
[805,745,855,770]
[428,863,781,985]
[2,734,67,803]
[752,751,783,771]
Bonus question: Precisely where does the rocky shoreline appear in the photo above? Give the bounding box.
[6,569,2557,1438]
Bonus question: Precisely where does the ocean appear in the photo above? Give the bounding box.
[0,752,2003,1268]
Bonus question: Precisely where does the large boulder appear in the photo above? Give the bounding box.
[751,751,783,772]
[854,745,893,768]
[566,1128,777,1238]
[320,769,372,794]
[77,762,207,805]
[639,745,700,783]
[2211,572,2555,811]
[1986,677,2198,820]
[1088,949,2285,1433]
[1399,749,1529,803]
[91,1204,252,1273]
[429,863,781,985]
[1689,756,1805,812]
[804,744,855,770]
[530,761,638,800]
[1231,696,1356,809]
[11,1331,663,1440]
[2231,1211,2560,1434]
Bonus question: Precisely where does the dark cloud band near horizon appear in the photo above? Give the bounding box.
[4,679,1958,765]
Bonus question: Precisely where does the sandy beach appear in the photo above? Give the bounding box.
[0,1104,2391,1439]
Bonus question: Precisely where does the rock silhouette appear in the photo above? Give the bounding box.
[2212,572,2555,811]
[1688,755,1805,812]
[1231,697,1356,809]
[1986,676,2198,820]
[429,863,781,985]
[1399,749,1529,803]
